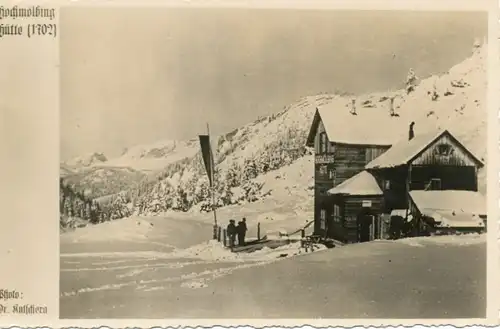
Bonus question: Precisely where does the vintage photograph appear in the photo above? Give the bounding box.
[59,7,489,319]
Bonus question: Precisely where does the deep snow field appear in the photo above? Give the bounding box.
[60,211,486,319]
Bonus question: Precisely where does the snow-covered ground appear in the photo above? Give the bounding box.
[60,213,486,318]
[387,233,486,247]
[60,213,328,318]
[60,213,486,319]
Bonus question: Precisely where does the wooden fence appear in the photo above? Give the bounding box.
[213,221,321,254]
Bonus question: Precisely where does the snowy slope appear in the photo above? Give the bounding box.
[62,166,146,199]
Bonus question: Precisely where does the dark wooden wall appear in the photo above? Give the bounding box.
[326,197,345,242]
[370,167,408,213]
[314,160,336,235]
[311,117,390,236]
[412,133,478,167]
[410,165,477,191]
[333,144,389,186]
[313,144,388,235]
[326,196,384,243]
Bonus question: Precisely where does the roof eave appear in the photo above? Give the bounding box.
[407,130,484,168]
[305,108,321,147]
[327,192,383,197]
[365,163,408,170]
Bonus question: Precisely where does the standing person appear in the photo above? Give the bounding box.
[236,220,243,246]
[227,219,237,248]
[237,217,248,246]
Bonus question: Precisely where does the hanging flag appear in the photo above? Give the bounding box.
[199,135,214,187]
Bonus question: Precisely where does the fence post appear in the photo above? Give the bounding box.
[257,222,261,241]
[223,229,227,247]
[301,229,305,248]
[218,226,222,242]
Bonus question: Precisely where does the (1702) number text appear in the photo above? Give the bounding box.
[27,24,57,38]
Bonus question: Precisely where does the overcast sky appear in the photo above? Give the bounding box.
[60,8,487,160]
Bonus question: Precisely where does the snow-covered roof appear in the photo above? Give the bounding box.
[365,128,484,169]
[365,129,444,169]
[427,211,485,228]
[409,190,486,216]
[327,171,383,196]
[313,103,409,146]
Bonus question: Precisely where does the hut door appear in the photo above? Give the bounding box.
[369,216,380,240]
[358,213,372,242]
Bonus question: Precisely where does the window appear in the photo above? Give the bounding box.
[333,204,341,223]
[320,209,327,230]
[435,143,454,156]
[319,132,328,154]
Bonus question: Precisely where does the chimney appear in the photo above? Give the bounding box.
[409,122,415,141]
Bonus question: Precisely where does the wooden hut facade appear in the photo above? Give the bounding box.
[306,106,395,240]
[365,129,486,236]
[306,105,486,243]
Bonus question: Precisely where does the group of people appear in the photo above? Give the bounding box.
[226,217,247,247]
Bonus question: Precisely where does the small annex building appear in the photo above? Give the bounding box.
[409,190,486,234]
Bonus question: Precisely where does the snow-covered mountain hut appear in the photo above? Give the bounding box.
[306,103,486,243]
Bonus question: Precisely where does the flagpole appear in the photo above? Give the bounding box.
[207,123,218,231]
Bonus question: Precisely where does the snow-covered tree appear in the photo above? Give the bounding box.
[183,175,198,207]
[256,149,271,174]
[194,177,210,204]
[242,157,258,181]
[405,68,418,94]
[219,181,234,206]
[225,161,242,187]
[241,180,263,203]
[172,186,189,212]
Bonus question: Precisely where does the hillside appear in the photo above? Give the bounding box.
[62,166,146,199]
[61,42,487,228]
